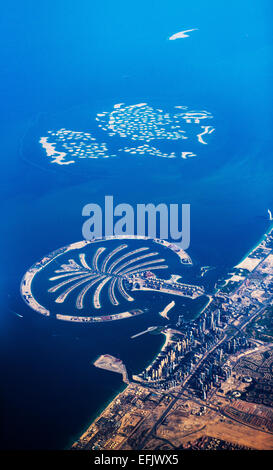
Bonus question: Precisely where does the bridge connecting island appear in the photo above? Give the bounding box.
[20,235,204,323]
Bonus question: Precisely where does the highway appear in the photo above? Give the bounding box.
[138,298,272,449]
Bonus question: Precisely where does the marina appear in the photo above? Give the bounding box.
[20,235,194,323]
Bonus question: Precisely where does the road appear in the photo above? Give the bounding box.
[139,299,272,449]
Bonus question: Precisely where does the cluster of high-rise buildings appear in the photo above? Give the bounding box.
[137,307,225,389]
[189,335,251,400]
[135,274,260,393]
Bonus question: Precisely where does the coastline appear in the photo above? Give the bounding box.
[233,221,273,272]
[204,222,273,297]
[68,321,167,449]
[133,326,168,376]
[66,381,127,450]
[70,324,167,449]
[20,235,192,322]
[71,225,273,449]
[132,328,174,382]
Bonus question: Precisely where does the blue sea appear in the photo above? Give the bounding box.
[0,0,272,449]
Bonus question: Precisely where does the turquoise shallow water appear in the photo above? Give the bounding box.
[0,0,272,449]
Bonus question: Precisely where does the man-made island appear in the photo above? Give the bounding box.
[72,226,273,450]
[20,235,200,323]
[94,355,129,384]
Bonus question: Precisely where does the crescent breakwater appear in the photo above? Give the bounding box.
[20,235,193,323]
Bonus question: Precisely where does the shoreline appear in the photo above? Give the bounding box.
[66,381,127,450]
[70,329,166,449]
[159,300,175,320]
[68,321,166,449]
[20,235,192,323]
[71,225,273,448]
